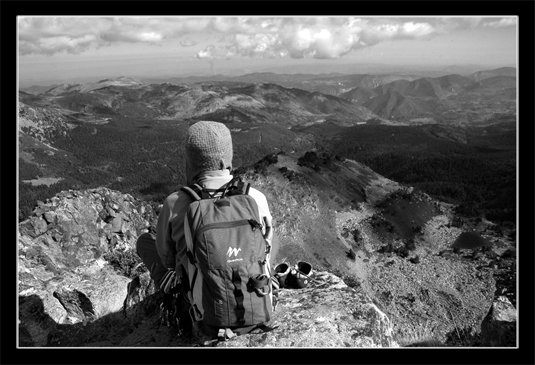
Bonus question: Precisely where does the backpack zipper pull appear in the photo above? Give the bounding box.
[248,219,262,231]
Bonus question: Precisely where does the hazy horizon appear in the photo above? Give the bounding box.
[18,16,517,87]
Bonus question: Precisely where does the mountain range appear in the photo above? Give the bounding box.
[20,79,377,127]
[20,67,516,125]
[18,67,517,224]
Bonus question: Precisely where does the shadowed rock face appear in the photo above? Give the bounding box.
[452,231,492,250]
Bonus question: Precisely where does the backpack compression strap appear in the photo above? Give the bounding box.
[232,268,246,326]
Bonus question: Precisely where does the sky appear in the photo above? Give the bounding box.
[17,16,518,87]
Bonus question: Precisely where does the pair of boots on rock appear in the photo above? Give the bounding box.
[273,261,313,289]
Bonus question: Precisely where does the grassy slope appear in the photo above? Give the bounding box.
[238,153,416,272]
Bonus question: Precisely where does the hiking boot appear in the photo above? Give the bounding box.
[293,261,313,289]
[273,262,291,288]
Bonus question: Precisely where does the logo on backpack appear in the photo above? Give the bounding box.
[227,247,241,257]
[227,247,243,263]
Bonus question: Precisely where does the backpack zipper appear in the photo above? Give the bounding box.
[194,219,262,242]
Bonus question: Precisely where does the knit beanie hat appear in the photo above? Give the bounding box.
[185,121,233,182]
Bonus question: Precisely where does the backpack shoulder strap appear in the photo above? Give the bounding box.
[223,177,251,197]
[235,179,251,196]
[181,178,252,200]
[180,186,202,201]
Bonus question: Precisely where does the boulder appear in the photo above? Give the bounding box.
[18,187,158,347]
[480,296,516,347]
[18,256,132,346]
[122,272,159,323]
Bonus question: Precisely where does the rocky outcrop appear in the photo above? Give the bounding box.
[18,187,398,348]
[78,271,398,347]
[18,187,157,272]
[18,187,158,346]
[480,296,517,347]
[215,271,397,347]
[17,183,515,348]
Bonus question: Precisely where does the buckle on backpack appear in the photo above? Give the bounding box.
[246,274,271,297]
[248,219,262,231]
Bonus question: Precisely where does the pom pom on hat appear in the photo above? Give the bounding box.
[185,121,233,182]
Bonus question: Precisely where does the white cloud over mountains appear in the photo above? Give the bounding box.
[18,16,517,59]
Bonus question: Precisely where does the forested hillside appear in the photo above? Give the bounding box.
[297,122,516,223]
[18,116,315,220]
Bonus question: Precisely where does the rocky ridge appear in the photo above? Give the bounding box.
[18,187,159,347]
[18,187,399,347]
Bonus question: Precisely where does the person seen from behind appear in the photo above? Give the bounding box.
[135,120,274,320]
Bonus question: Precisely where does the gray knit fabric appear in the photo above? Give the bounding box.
[185,121,233,182]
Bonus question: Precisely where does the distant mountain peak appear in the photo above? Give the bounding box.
[44,83,82,95]
[78,77,143,93]
[470,67,516,82]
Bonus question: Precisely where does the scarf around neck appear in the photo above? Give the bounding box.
[193,170,233,190]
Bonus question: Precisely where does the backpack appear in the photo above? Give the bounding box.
[177,177,277,341]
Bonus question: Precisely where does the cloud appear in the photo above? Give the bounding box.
[482,17,517,28]
[18,16,506,59]
[19,17,111,55]
[195,17,437,60]
[196,44,216,59]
